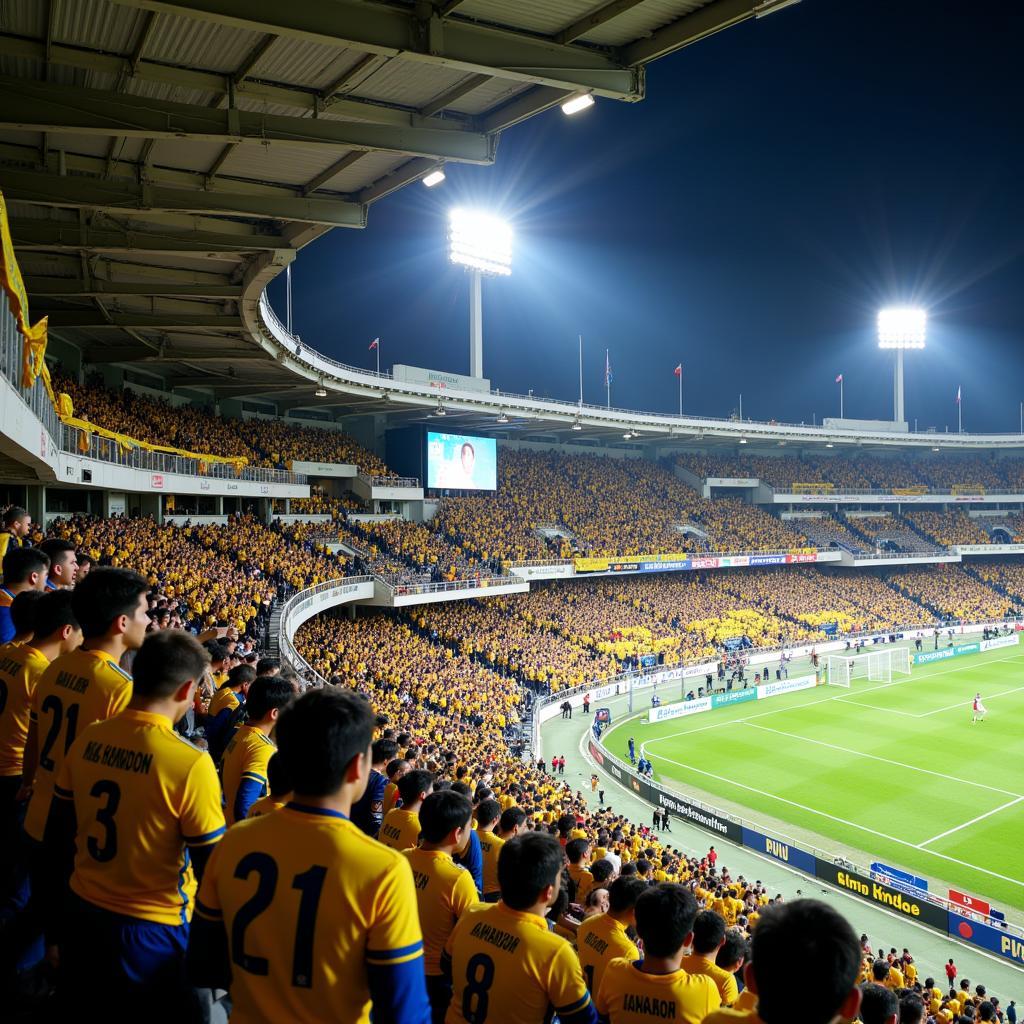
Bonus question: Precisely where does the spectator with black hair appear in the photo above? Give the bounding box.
[204,661,255,761]
[190,688,431,1023]
[443,831,597,1024]
[596,883,720,1024]
[405,790,479,1023]
[474,797,503,902]
[220,675,296,825]
[0,546,50,643]
[383,757,411,815]
[577,875,645,999]
[860,984,900,1024]
[45,629,223,1019]
[37,538,78,591]
[901,993,927,1024]
[682,910,739,1006]
[566,837,595,904]
[246,751,292,818]
[704,900,862,1024]
[351,736,399,838]
[379,769,434,851]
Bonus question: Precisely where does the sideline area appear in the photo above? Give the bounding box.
[539,657,1024,998]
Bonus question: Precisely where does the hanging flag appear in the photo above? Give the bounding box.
[956,385,961,404]
[369,338,379,350]
[605,351,613,387]
[835,373,843,384]
[673,364,682,377]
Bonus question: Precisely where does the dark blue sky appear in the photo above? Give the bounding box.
[269,0,1024,433]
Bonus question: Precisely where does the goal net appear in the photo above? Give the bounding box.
[827,647,912,687]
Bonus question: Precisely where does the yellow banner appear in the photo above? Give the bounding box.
[574,557,611,573]
[792,482,835,494]
[0,188,248,473]
[893,486,928,495]
[952,484,985,495]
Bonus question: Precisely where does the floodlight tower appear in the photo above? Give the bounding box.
[448,208,512,378]
[877,307,926,425]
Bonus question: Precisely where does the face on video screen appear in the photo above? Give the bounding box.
[426,433,496,490]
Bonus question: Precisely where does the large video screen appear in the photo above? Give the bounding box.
[426,432,497,491]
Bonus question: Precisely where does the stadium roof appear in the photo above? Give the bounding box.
[0,0,795,402]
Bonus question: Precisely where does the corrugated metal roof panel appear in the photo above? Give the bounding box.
[576,0,708,46]
[52,0,150,54]
[0,0,48,38]
[443,0,601,37]
[245,37,363,91]
[140,8,266,73]
[352,59,466,108]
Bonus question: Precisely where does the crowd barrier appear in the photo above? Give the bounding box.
[585,734,1024,970]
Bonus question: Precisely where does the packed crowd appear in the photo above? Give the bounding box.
[53,371,392,474]
[887,565,1014,621]
[798,515,870,553]
[352,517,497,583]
[848,516,942,554]
[905,512,994,548]
[0,501,1017,1022]
[434,451,810,564]
[677,451,1024,492]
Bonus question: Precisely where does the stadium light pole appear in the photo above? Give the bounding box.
[448,209,512,378]
[877,307,926,425]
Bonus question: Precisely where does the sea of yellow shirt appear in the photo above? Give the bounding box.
[595,958,721,1024]
[0,643,49,776]
[404,847,478,975]
[379,807,422,851]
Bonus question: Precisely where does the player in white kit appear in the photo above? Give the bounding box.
[972,693,987,723]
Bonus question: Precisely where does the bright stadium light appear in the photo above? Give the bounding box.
[561,93,595,116]
[878,306,927,425]
[422,168,446,188]
[448,208,513,379]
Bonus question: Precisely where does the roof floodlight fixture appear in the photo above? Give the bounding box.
[571,417,583,431]
[434,400,446,416]
[314,376,327,398]
[496,411,509,424]
[738,437,748,444]
[448,208,513,380]
[561,93,595,115]
[877,306,926,425]
[422,168,446,188]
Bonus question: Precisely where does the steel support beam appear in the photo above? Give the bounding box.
[480,86,569,133]
[0,35,473,132]
[106,0,642,99]
[557,0,648,45]
[40,310,244,329]
[420,73,490,117]
[356,157,437,205]
[0,167,367,227]
[84,345,257,362]
[8,219,289,255]
[621,0,781,65]
[0,75,496,164]
[25,278,240,298]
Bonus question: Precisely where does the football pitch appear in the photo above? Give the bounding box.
[603,643,1024,911]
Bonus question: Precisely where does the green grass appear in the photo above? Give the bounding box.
[603,644,1024,911]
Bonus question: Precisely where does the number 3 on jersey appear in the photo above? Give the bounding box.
[462,952,495,1023]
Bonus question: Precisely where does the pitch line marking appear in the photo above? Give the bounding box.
[832,697,919,717]
[640,652,1024,752]
[916,797,1024,849]
[912,683,1024,718]
[743,722,1023,799]
[645,749,1024,892]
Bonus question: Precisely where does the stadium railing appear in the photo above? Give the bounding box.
[356,470,421,489]
[1,299,306,486]
[380,575,524,597]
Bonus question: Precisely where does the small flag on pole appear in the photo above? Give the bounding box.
[369,338,379,350]
[835,373,843,384]
[605,351,613,387]
[673,364,682,377]
[956,385,961,404]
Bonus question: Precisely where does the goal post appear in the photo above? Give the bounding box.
[826,649,896,688]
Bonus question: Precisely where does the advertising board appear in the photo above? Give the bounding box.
[815,860,948,929]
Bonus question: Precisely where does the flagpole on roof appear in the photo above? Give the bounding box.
[605,348,610,409]
[578,335,583,408]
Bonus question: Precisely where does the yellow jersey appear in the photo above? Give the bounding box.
[380,807,421,851]
[568,862,595,904]
[404,848,478,975]
[443,901,594,1024]
[499,793,517,811]
[196,802,427,1024]
[208,686,240,718]
[576,913,640,998]
[0,643,49,776]
[384,780,401,814]
[733,990,758,1012]
[702,1008,763,1024]
[247,793,288,818]
[680,955,739,1006]
[595,957,721,1024]
[477,828,505,898]
[24,647,133,841]
[221,725,276,826]
[54,709,225,925]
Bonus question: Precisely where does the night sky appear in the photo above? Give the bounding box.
[268,0,1024,434]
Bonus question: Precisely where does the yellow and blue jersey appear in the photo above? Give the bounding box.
[221,724,275,826]
[0,643,49,776]
[679,955,739,1007]
[576,914,640,999]
[476,829,504,899]
[247,793,288,818]
[442,901,597,1024]
[404,847,478,975]
[54,708,225,925]
[379,807,421,851]
[195,801,430,1024]
[24,647,133,841]
[0,585,17,644]
[595,957,720,1024]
